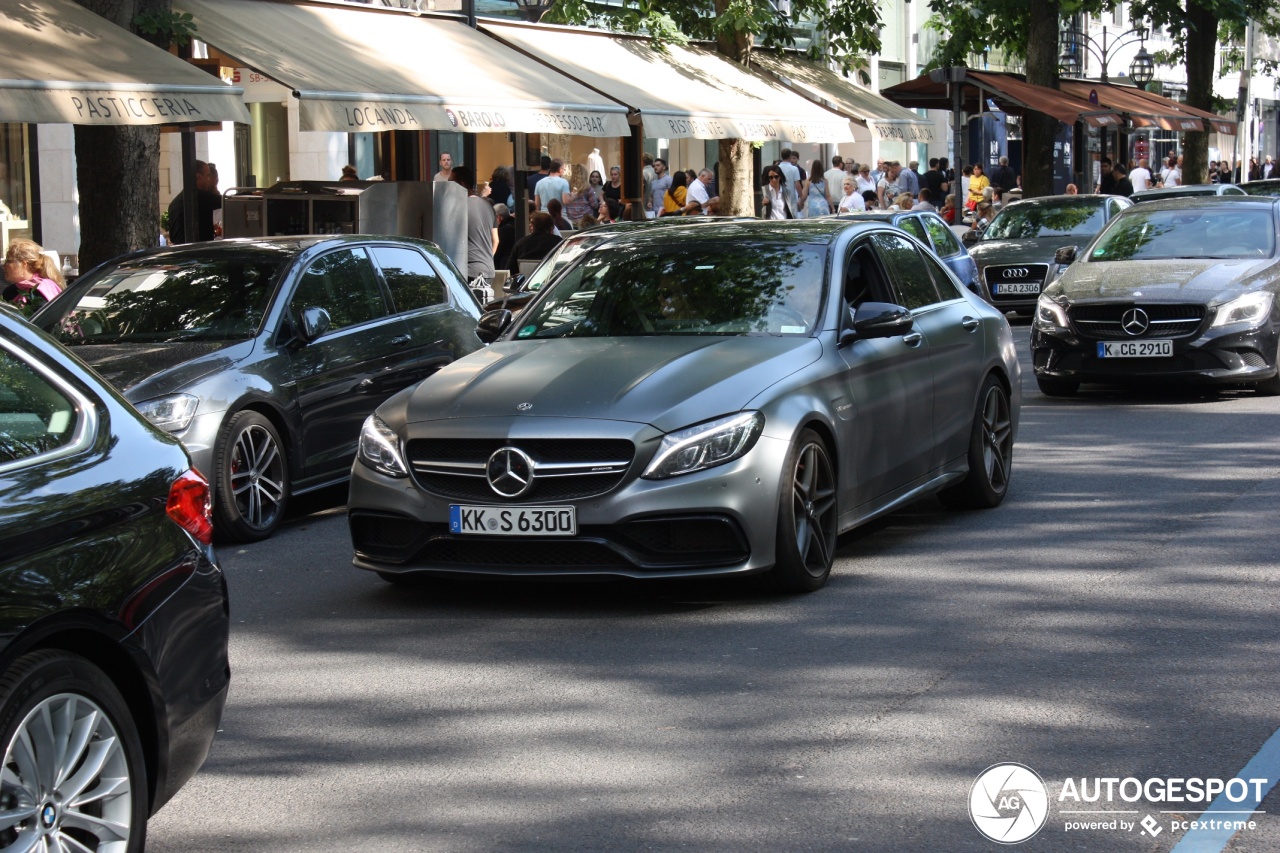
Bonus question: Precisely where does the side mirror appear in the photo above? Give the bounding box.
[508,273,526,292]
[961,230,981,246]
[476,309,514,343]
[1054,245,1078,265]
[842,301,914,343]
[295,306,331,344]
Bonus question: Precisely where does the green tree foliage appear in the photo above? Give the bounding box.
[548,1,884,216]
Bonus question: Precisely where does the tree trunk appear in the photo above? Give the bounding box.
[1182,0,1217,185]
[1022,0,1060,198]
[713,0,758,217]
[73,0,169,269]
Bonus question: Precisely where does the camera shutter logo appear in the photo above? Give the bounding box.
[969,763,1049,844]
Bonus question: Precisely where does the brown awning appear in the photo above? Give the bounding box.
[1058,80,1211,132]
[1114,84,1237,135]
[882,71,1123,129]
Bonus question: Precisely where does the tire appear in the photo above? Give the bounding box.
[763,429,838,593]
[940,375,1014,510]
[0,651,148,853]
[213,410,290,543]
[1035,373,1079,397]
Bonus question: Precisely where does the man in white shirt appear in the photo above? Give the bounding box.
[534,159,570,211]
[824,156,847,208]
[1130,158,1153,192]
[777,149,801,214]
[432,152,453,183]
[687,169,716,213]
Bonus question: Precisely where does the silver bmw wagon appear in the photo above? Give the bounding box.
[348,220,1021,592]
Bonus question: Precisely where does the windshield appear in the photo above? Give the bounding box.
[1088,208,1276,261]
[513,241,828,339]
[983,201,1108,240]
[50,254,285,345]
[523,234,613,293]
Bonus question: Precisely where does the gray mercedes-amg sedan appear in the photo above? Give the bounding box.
[348,220,1021,592]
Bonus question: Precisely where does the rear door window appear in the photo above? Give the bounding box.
[369,246,447,312]
[0,343,90,470]
[922,215,963,258]
[872,232,943,311]
[897,216,928,243]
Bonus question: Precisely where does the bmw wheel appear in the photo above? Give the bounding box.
[0,651,147,853]
[940,375,1013,510]
[765,429,837,593]
[214,410,289,543]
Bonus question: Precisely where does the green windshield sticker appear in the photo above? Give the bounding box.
[518,325,536,338]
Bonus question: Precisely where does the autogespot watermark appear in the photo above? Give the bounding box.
[968,763,1269,844]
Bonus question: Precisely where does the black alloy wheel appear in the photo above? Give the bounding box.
[940,375,1014,510]
[214,410,290,543]
[766,429,838,593]
[0,651,148,853]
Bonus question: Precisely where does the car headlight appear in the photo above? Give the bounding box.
[357,414,408,478]
[135,394,199,433]
[1211,291,1274,329]
[1034,295,1070,330]
[643,412,764,480]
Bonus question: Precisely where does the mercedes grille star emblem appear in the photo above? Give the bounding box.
[487,447,535,498]
[1003,267,1029,278]
[517,402,533,411]
[1121,307,1150,336]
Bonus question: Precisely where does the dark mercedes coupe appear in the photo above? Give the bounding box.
[1031,196,1280,396]
[348,220,1022,593]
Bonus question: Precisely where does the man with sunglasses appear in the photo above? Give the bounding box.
[760,167,794,219]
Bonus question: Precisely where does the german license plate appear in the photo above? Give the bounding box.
[1097,340,1173,358]
[993,281,1041,295]
[449,505,577,536]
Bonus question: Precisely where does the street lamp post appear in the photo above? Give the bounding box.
[1058,22,1155,174]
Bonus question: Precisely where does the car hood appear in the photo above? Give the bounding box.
[70,340,251,399]
[1054,258,1276,303]
[969,236,1087,265]
[396,336,822,432]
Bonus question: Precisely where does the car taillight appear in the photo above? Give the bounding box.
[168,468,213,544]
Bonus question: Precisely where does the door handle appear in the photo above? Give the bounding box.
[390,335,412,347]
[903,332,923,346]
[961,316,980,331]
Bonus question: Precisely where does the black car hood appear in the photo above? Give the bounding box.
[969,236,1086,266]
[397,335,821,433]
[70,340,248,397]
[1055,258,1277,303]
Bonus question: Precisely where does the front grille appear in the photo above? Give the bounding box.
[1069,304,1207,340]
[351,513,750,571]
[984,264,1049,299]
[406,438,635,502]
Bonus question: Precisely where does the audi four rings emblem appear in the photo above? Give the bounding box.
[1122,307,1150,336]
[486,447,535,498]
[1002,267,1030,278]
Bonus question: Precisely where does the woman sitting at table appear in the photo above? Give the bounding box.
[3,239,65,317]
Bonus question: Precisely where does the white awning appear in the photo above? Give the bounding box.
[750,53,935,142]
[0,0,249,126]
[482,22,856,143]
[176,0,631,137]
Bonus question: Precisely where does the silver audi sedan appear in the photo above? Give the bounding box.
[348,220,1021,592]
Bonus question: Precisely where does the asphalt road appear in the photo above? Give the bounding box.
[148,327,1280,852]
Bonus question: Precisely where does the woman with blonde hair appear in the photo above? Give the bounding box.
[563,164,598,223]
[3,240,64,316]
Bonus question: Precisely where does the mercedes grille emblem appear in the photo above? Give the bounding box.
[1003,267,1030,279]
[1121,307,1150,336]
[486,447,535,498]
[517,402,533,411]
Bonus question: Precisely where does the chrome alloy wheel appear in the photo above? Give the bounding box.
[0,693,133,852]
[980,384,1013,495]
[229,423,286,532]
[789,441,837,578]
